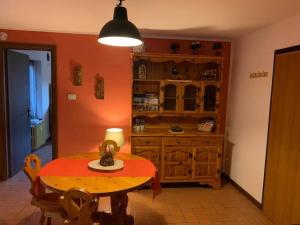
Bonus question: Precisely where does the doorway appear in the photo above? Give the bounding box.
[0,43,57,180]
[263,46,300,225]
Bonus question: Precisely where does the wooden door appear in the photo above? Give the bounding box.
[132,146,161,172]
[160,81,179,113]
[181,82,201,113]
[6,50,31,177]
[162,146,192,180]
[202,82,220,113]
[263,49,300,225]
[193,146,221,179]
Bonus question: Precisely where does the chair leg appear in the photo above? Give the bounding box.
[39,210,45,225]
[46,217,52,225]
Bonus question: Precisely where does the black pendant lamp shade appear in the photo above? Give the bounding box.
[98,1,142,47]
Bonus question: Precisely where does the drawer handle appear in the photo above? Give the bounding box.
[176,141,180,144]
[145,141,150,144]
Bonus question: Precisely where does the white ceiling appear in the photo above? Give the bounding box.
[1,0,300,39]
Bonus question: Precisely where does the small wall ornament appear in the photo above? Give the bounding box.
[95,74,104,99]
[73,65,83,86]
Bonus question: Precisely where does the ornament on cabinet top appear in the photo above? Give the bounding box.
[212,42,223,56]
[190,41,202,54]
[170,42,180,54]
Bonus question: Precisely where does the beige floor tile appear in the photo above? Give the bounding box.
[0,154,274,225]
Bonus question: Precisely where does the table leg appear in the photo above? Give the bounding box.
[111,193,134,225]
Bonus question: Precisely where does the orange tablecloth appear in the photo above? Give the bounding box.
[36,158,161,198]
[38,159,155,177]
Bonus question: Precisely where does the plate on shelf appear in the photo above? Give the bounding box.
[168,129,185,134]
[88,159,124,172]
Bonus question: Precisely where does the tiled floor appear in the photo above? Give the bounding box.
[0,146,274,225]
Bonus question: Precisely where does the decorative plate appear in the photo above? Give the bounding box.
[88,159,124,172]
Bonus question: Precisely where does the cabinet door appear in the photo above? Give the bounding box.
[162,146,192,180]
[160,81,179,113]
[132,146,161,172]
[193,146,221,179]
[202,82,220,113]
[181,82,201,113]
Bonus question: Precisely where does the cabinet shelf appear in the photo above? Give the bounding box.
[132,112,218,118]
[132,52,223,64]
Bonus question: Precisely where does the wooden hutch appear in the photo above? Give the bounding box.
[130,52,228,188]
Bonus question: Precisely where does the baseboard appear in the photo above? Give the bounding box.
[222,173,262,209]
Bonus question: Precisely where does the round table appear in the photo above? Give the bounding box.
[40,152,153,225]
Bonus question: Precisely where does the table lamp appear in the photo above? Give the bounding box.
[104,128,125,150]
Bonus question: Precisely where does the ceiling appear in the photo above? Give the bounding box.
[1,0,300,39]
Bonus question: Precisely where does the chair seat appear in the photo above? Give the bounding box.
[31,192,62,212]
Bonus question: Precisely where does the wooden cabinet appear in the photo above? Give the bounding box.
[131,52,229,188]
[132,135,223,187]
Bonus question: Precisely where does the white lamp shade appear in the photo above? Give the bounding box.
[104,128,125,147]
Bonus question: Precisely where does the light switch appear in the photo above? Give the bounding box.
[67,94,77,100]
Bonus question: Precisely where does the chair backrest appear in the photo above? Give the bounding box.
[23,154,43,196]
[59,188,98,225]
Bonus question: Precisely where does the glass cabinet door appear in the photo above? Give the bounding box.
[160,82,178,112]
[182,83,200,113]
[203,83,219,112]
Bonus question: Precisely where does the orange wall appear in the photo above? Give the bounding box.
[0,29,231,157]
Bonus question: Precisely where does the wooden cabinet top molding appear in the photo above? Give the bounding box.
[132,52,223,64]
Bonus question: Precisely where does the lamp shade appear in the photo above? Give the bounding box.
[104,128,125,148]
[98,5,142,47]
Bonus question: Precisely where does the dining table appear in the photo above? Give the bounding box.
[37,151,160,225]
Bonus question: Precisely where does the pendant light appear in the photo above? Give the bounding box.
[98,0,143,47]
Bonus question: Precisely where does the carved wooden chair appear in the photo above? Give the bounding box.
[59,188,99,225]
[23,154,63,225]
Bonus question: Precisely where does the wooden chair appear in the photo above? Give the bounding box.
[23,154,63,225]
[59,188,99,225]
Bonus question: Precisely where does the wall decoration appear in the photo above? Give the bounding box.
[250,71,268,78]
[95,74,104,99]
[73,65,83,86]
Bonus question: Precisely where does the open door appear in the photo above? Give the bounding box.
[263,47,300,225]
[6,50,31,177]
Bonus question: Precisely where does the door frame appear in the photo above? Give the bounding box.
[262,44,300,208]
[0,42,58,180]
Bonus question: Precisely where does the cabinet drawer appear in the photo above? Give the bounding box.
[163,138,192,146]
[132,137,161,146]
[192,137,222,146]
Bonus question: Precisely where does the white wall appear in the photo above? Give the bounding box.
[227,13,300,203]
